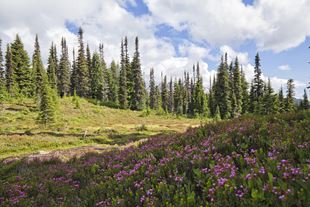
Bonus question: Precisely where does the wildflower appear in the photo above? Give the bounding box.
[259,167,266,174]
[245,173,252,180]
[218,178,228,186]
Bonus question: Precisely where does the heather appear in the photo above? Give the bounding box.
[1,110,309,206]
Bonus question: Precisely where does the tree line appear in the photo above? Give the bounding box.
[0,28,309,124]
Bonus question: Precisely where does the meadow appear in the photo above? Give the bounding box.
[0,108,309,206]
[0,97,200,160]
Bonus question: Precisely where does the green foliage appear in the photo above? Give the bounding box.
[47,43,57,90]
[58,38,70,97]
[90,53,104,100]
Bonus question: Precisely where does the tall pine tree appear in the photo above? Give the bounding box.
[58,38,71,97]
[5,44,14,95]
[47,43,57,90]
[149,68,156,109]
[32,35,45,95]
[285,79,295,112]
[90,53,104,100]
[119,39,128,109]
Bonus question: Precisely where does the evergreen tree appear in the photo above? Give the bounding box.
[278,86,285,113]
[285,79,295,112]
[233,57,242,116]
[130,37,145,110]
[240,68,249,114]
[215,54,231,119]
[119,40,128,109]
[194,63,206,116]
[70,49,77,95]
[38,78,56,125]
[168,77,174,113]
[124,37,132,106]
[253,53,264,110]
[161,74,168,112]
[107,60,119,104]
[76,28,89,97]
[5,44,14,95]
[0,39,4,89]
[229,61,236,117]
[47,43,57,90]
[300,89,309,110]
[11,34,33,96]
[208,76,215,117]
[173,78,183,115]
[86,44,92,79]
[32,35,45,95]
[262,78,277,114]
[149,68,156,109]
[154,85,161,111]
[90,53,104,100]
[58,38,71,97]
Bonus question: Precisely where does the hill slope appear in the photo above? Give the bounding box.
[0,111,309,206]
[0,97,201,159]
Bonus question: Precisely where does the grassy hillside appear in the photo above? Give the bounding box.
[0,97,201,159]
[0,110,309,206]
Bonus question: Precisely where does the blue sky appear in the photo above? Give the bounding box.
[0,0,309,97]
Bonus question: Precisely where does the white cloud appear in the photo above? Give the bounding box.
[278,65,291,71]
[144,0,310,52]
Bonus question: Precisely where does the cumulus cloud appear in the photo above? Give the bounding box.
[278,65,291,71]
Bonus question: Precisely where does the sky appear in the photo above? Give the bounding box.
[0,0,309,98]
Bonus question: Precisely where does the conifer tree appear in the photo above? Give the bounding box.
[240,68,249,114]
[168,77,174,113]
[149,68,156,109]
[229,61,236,117]
[253,53,264,110]
[47,43,57,90]
[0,39,4,89]
[38,78,56,125]
[107,60,119,104]
[208,76,215,117]
[215,54,231,119]
[90,53,104,100]
[300,89,309,110]
[58,38,71,97]
[194,63,206,116]
[278,86,285,113]
[130,37,145,110]
[70,49,77,95]
[32,35,45,95]
[11,34,33,96]
[161,74,168,112]
[119,40,128,109]
[76,28,89,97]
[285,79,295,112]
[262,78,277,114]
[5,44,14,95]
[86,44,92,77]
[233,57,242,116]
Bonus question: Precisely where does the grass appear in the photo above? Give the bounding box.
[0,97,202,159]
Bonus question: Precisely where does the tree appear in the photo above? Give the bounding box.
[253,53,264,110]
[300,89,309,110]
[107,60,119,104]
[149,68,156,109]
[278,86,285,113]
[11,34,33,96]
[90,53,104,100]
[47,43,57,90]
[38,78,56,125]
[32,35,45,95]
[124,37,132,106]
[215,54,231,119]
[130,37,145,110]
[262,78,277,114]
[194,62,207,116]
[240,68,249,114]
[285,79,295,112]
[76,28,89,97]
[168,78,174,113]
[119,39,128,109]
[5,44,14,95]
[58,38,71,97]
[161,74,168,112]
[0,39,4,89]
[233,57,242,116]
[70,49,77,95]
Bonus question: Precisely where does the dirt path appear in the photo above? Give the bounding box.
[2,138,148,164]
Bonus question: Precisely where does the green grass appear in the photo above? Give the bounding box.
[0,97,202,159]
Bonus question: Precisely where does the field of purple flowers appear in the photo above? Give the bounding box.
[1,111,310,206]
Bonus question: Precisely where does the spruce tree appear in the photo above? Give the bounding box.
[47,43,57,90]
[76,28,89,97]
[154,85,161,111]
[90,53,104,100]
[32,35,45,95]
[0,39,4,89]
[107,60,119,104]
[301,89,309,110]
[253,53,264,110]
[229,61,236,117]
[130,37,145,110]
[262,78,277,114]
[168,77,174,113]
[285,79,295,112]
[278,86,285,113]
[70,49,77,95]
[38,78,56,125]
[215,54,231,119]
[119,40,128,109]
[161,74,168,112]
[5,44,14,95]
[233,57,242,116]
[240,68,249,114]
[11,34,33,96]
[149,68,156,109]
[58,38,71,97]
[194,63,206,116]
[124,37,132,106]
